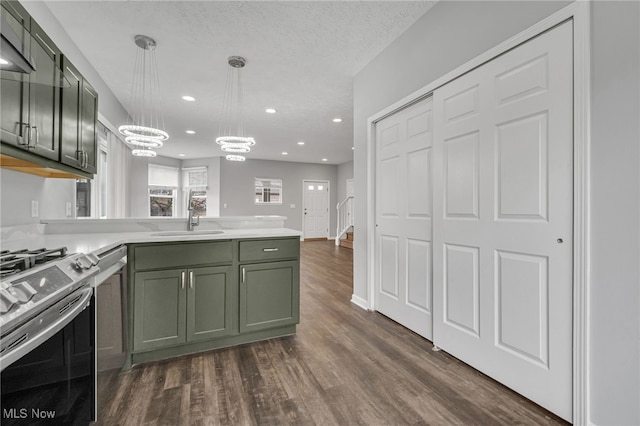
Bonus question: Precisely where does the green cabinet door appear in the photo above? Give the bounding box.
[27,20,61,161]
[0,3,29,147]
[59,56,98,174]
[0,12,61,160]
[79,79,97,174]
[133,269,187,351]
[240,261,300,333]
[59,56,82,170]
[187,266,236,341]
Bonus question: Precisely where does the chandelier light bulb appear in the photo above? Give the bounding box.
[225,154,246,162]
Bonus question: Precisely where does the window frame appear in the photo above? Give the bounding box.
[254,177,283,205]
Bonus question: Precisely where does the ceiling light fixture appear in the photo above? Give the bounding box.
[332,118,342,123]
[220,143,251,153]
[216,56,255,160]
[265,108,277,114]
[182,95,195,101]
[119,35,168,157]
[132,149,157,158]
[297,141,305,145]
[322,158,328,162]
[225,154,246,162]
[185,130,196,134]
[282,152,288,155]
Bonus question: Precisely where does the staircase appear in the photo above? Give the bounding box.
[335,195,354,246]
[340,230,354,249]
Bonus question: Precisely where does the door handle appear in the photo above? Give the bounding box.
[189,271,194,289]
[32,126,39,146]
[181,271,186,289]
[241,267,246,284]
[262,248,279,252]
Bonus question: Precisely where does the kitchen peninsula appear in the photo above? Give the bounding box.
[1,216,301,369]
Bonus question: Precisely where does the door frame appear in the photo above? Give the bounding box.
[301,179,330,241]
[362,2,590,423]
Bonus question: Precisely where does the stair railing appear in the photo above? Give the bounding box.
[336,195,354,245]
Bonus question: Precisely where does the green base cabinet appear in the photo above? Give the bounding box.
[133,268,187,351]
[240,261,299,333]
[125,237,299,369]
[187,266,236,342]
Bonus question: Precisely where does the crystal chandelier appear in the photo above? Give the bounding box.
[119,35,169,157]
[216,56,255,161]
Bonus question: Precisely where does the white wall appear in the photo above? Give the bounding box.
[589,2,640,423]
[220,159,338,234]
[0,169,75,226]
[337,160,354,204]
[353,1,639,424]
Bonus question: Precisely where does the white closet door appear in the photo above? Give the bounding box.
[375,96,433,340]
[432,22,573,421]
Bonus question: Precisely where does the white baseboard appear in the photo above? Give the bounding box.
[351,294,372,311]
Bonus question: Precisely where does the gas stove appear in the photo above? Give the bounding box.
[0,247,100,335]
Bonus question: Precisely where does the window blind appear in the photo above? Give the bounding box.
[149,164,179,188]
[183,167,208,189]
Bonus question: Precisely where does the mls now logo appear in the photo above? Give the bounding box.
[3,408,56,419]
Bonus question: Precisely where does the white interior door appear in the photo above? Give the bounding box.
[432,22,573,421]
[375,96,433,340]
[303,180,329,239]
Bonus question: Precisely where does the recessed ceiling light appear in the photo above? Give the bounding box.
[297,141,305,145]
[185,130,196,134]
[332,118,342,123]
[352,146,355,150]
[322,158,328,162]
[282,152,288,155]
[265,108,277,114]
[178,154,185,157]
[182,95,196,101]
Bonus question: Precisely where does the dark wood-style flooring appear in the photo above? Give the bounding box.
[95,241,567,425]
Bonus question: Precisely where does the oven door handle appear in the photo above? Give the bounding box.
[0,287,93,371]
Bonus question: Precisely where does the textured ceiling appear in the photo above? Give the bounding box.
[45,1,436,164]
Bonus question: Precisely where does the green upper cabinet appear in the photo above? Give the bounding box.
[0,3,61,161]
[0,1,98,178]
[0,2,29,147]
[59,56,97,174]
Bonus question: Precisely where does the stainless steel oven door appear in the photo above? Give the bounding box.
[0,286,93,370]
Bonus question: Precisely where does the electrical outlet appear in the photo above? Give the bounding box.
[65,202,72,217]
[223,203,228,208]
[31,200,39,217]
[290,204,296,208]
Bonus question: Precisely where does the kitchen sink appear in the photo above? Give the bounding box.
[151,230,225,237]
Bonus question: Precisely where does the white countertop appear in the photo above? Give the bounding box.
[0,228,302,256]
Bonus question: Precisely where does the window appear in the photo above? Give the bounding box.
[255,178,282,204]
[148,164,179,217]
[98,148,108,218]
[76,123,109,218]
[183,167,208,216]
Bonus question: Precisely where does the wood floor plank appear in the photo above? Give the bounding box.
[94,241,567,426]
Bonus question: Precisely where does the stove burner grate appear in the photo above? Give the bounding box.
[0,247,68,278]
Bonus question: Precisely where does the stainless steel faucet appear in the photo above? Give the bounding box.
[187,189,200,231]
